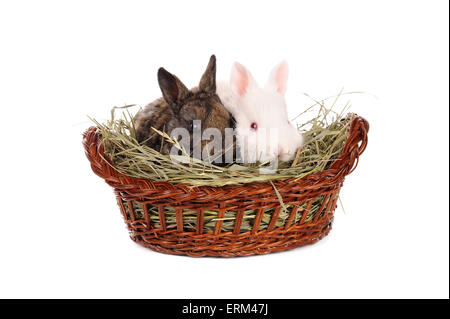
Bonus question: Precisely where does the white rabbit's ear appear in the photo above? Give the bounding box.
[266,60,288,95]
[230,62,255,97]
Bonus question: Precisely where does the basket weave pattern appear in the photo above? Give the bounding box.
[83,116,369,257]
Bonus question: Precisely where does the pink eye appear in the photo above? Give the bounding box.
[250,122,258,130]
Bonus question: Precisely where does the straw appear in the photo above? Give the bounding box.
[91,93,355,187]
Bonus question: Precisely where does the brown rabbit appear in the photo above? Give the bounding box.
[134,55,235,163]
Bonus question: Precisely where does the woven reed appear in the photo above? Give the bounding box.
[83,116,369,257]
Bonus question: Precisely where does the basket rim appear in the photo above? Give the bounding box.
[83,115,369,192]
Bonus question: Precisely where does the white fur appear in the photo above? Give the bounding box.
[217,61,304,164]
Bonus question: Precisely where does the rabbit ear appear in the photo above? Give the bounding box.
[158,67,190,107]
[266,60,288,95]
[230,62,255,97]
[199,55,216,93]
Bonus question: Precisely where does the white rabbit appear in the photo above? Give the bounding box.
[216,60,304,164]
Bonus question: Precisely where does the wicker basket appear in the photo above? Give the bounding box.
[83,116,369,257]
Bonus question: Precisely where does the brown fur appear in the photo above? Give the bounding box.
[134,55,235,162]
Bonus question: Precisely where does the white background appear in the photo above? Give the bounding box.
[0,0,448,299]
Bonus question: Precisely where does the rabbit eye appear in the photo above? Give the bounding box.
[190,122,199,131]
[250,122,258,130]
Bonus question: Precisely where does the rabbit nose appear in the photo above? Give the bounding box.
[277,146,284,157]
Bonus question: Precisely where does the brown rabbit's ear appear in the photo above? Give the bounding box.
[199,55,216,93]
[158,68,190,107]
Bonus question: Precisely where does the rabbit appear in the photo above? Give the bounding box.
[216,60,304,164]
[134,55,235,163]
